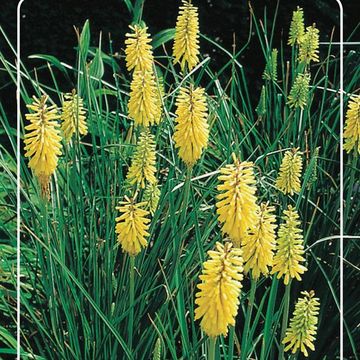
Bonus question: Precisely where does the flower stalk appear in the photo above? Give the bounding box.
[128,255,135,351]
[280,282,292,360]
[208,337,216,360]
[240,278,257,360]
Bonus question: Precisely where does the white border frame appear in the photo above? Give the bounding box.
[16,1,25,358]
[336,2,344,359]
[15,1,344,359]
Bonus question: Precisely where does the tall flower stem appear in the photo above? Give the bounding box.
[241,278,257,360]
[280,282,291,360]
[208,337,216,360]
[128,255,135,351]
[174,166,193,357]
[344,151,358,228]
[296,109,304,143]
[260,277,279,360]
[228,326,235,359]
[180,166,192,225]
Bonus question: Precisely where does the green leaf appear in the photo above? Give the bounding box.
[79,19,90,61]
[28,54,68,74]
[133,0,145,23]
[94,89,118,97]
[89,48,120,72]
[152,28,175,50]
[89,48,104,80]
[0,326,16,348]
[123,0,134,13]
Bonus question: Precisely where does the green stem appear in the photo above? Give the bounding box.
[296,109,303,144]
[208,337,217,360]
[285,110,295,145]
[128,256,135,352]
[260,277,278,360]
[180,166,193,226]
[228,326,235,359]
[280,283,291,360]
[344,151,358,230]
[174,166,193,357]
[241,278,257,360]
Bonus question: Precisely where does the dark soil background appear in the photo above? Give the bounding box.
[2,0,360,62]
[1,0,357,208]
[0,1,359,127]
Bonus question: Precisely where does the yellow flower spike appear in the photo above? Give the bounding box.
[126,129,157,188]
[128,70,161,126]
[275,148,303,195]
[287,72,311,109]
[194,241,243,338]
[271,205,307,285]
[61,89,88,143]
[173,85,209,166]
[173,0,200,71]
[216,154,258,246]
[115,197,150,256]
[298,24,320,64]
[143,181,160,215]
[288,7,305,46]
[283,290,320,357]
[242,203,277,279]
[344,95,360,154]
[125,24,154,72]
[24,95,62,194]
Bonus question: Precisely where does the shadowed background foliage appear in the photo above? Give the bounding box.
[1,0,359,115]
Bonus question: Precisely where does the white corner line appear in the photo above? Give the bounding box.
[336,1,344,359]
[17,1,26,359]
[319,41,359,45]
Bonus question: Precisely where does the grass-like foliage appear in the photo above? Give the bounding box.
[0,1,359,359]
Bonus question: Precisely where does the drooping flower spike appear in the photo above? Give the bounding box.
[283,290,320,357]
[275,148,303,195]
[298,24,320,64]
[61,89,88,143]
[173,85,209,166]
[343,95,360,154]
[173,0,200,71]
[288,7,305,46]
[271,205,307,285]
[287,72,311,109]
[126,129,157,188]
[242,202,277,279]
[24,95,62,195]
[216,153,258,246]
[128,70,161,126]
[194,241,243,338]
[115,196,150,256]
[125,24,154,73]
